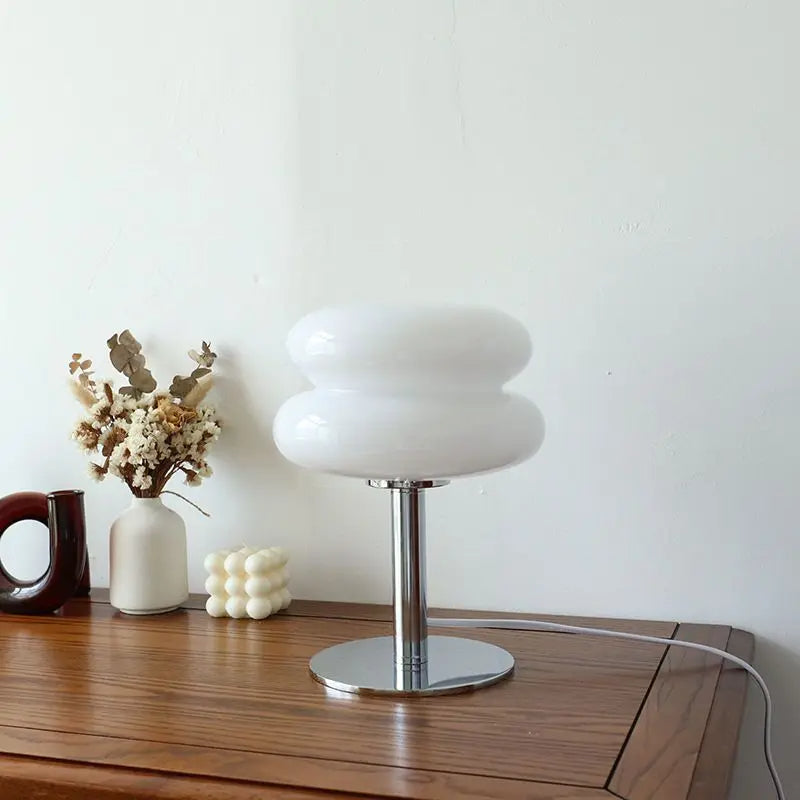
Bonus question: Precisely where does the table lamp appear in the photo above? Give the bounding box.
[273,305,544,695]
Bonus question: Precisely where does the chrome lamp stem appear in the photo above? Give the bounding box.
[308,479,513,696]
[369,480,447,689]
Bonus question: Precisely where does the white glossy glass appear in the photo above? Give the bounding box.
[273,305,545,480]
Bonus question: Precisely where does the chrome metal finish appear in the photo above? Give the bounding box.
[391,484,428,673]
[308,477,515,696]
[369,479,450,676]
[367,479,449,490]
[309,635,515,696]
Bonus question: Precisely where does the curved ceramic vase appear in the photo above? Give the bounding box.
[0,490,89,614]
[109,497,188,615]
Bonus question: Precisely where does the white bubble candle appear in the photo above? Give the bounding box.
[203,546,291,619]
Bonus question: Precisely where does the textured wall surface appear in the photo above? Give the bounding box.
[1,3,797,796]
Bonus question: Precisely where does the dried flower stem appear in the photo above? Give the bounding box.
[161,491,211,517]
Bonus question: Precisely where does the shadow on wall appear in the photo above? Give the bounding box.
[288,473,392,603]
[211,350,305,536]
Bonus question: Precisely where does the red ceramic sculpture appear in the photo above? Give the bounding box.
[0,490,90,614]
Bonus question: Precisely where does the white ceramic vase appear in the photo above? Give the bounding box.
[109,497,188,615]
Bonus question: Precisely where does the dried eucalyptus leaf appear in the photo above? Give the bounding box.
[107,334,118,350]
[72,352,81,360]
[188,349,202,364]
[169,375,196,399]
[110,344,131,373]
[123,353,146,377]
[111,345,145,376]
[119,386,138,397]
[119,330,141,352]
[104,384,113,404]
[190,367,211,379]
[130,368,156,393]
[80,359,92,370]
[69,363,79,374]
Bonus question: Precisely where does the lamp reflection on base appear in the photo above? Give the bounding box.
[310,634,514,696]
[308,480,514,697]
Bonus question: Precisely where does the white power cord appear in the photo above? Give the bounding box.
[428,616,786,800]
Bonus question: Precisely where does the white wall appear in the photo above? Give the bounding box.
[0,2,797,797]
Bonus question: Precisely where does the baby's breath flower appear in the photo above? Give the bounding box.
[72,420,100,451]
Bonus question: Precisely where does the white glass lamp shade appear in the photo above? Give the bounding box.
[273,305,545,480]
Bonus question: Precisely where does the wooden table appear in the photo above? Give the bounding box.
[0,592,751,800]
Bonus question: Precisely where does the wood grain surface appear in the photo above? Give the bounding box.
[0,596,749,800]
[686,629,755,800]
[0,754,367,800]
[607,623,733,799]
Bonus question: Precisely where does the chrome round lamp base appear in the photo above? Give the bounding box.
[310,635,514,696]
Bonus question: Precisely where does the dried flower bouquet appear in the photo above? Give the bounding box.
[69,331,220,506]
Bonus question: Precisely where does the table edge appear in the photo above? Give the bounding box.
[83,589,680,635]
[687,628,755,800]
[609,624,754,800]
